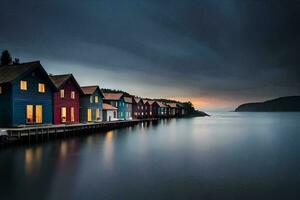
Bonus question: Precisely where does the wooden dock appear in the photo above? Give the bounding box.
[0,118,159,145]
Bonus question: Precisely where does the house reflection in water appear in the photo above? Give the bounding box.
[24,146,42,176]
[102,131,114,170]
[59,141,68,159]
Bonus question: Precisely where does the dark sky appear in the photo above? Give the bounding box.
[1,0,300,110]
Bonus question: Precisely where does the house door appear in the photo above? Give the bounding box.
[61,107,67,123]
[26,105,34,124]
[96,108,100,121]
[35,105,43,123]
[87,109,92,122]
[70,107,75,122]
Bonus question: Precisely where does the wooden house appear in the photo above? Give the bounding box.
[0,61,56,127]
[166,103,178,117]
[147,100,156,118]
[156,102,168,117]
[132,97,144,119]
[124,96,133,120]
[142,99,150,118]
[177,103,186,116]
[103,103,118,121]
[103,93,126,120]
[80,86,104,123]
[49,74,83,125]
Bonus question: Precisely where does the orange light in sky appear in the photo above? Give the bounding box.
[169,96,239,111]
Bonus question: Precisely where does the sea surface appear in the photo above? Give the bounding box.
[1,112,300,200]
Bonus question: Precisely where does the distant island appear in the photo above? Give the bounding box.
[235,96,300,112]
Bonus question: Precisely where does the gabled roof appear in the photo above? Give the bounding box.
[0,61,56,90]
[124,96,133,104]
[103,93,123,100]
[157,102,168,108]
[147,100,155,105]
[49,74,83,94]
[81,85,104,97]
[177,103,185,108]
[103,103,118,110]
[141,99,148,104]
[133,97,141,104]
[167,103,178,108]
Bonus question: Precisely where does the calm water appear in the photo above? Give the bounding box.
[1,112,300,200]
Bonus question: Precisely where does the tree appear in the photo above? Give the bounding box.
[1,50,12,66]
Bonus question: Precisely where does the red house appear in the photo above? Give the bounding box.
[49,74,83,125]
[132,97,144,119]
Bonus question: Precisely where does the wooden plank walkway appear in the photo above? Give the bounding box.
[0,118,159,144]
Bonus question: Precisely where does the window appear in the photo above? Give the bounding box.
[90,96,93,103]
[60,90,65,98]
[0,86,2,94]
[71,107,75,122]
[138,106,140,110]
[95,96,98,103]
[71,91,75,99]
[96,108,100,121]
[35,105,43,123]
[38,83,45,93]
[87,109,92,122]
[61,107,67,123]
[20,80,27,90]
[26,105,33,123]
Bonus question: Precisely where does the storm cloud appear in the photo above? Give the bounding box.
[1,0,300,110]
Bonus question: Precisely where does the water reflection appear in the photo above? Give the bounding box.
[103,131,114,170]
[59,141,68,160]
[4,114,300,200]
[24,146,42,176]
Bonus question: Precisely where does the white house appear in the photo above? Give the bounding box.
[102,103,118,121]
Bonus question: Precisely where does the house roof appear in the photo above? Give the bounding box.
[81,85,104,97]
[147,100,155,105]
[103,93,123,100]
[167,103,178,108]
[0,61,39,84]
[133,97,141,104]
[103,103,118,110]
[141,99,148,104]
[177,103,185,108]
[0,61,57,90]
[157,102,168,108]
[49,74,83,94]
[124,96,133,103]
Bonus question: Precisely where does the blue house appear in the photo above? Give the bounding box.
[80,86,104,123]
[102,93,126,120]
[0,61,56,127]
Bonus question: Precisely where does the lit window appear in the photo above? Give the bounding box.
[90,96,93,103]
[61,107,66,122]
[20,80,27,90]
[95,96,98,103]
[71,91,75,99]
[60,90,65,98]
[0,86,2,94]
[138,106,140,110]
[71,107,75,122]
[38,83,45,93]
